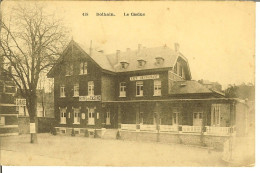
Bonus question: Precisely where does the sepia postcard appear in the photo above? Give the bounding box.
[0,0,255,167]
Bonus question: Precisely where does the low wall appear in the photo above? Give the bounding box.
[18,117,30,134]
[18,117,55,134]
[119,130,230,151]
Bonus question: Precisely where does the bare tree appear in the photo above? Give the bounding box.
[0,3,69,143]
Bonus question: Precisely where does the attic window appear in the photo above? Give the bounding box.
[137,59,146,67]
[155,57,164,65]
[120,61,129,69]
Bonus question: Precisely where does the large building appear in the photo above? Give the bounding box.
[47,40,248,138]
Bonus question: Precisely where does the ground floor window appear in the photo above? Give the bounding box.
[106,110,111,125]
[193,112,203,126]
[88,108,95,125]
[211,104,221,126]
[60,108,66,124]
[74,108,80,124]
[172,112,179,125]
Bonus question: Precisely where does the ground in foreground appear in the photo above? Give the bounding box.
[0,133,227,166]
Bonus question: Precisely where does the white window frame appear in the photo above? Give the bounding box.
[153,80,161,96]
[136,81,143,97]
[66,64,73,76]
[88,81,94,96]
[106,111,111,125]
[73,83,79,97]
[172,112,179,125]
[0,116,5,126]
[211,104,221,126]
[73,108,80,124]
[60,109,66,124]
[88,108,95,125]
[119,82,126,97]
[60,85,65,97]
[140,112,144,124]
[80,61,88,75]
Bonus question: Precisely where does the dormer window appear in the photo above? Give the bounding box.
[155,57,164,65]
[120,61,129,69]
[137,59,146,67]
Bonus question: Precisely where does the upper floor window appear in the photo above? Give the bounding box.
[88,81,94,96]
[60,108,66,124]
[73,83,79,97]
[119,82,126,97]
[179,65,183,77]
[74,108,80,124]
[174,62,184,78]
[66,64,73,76]
[174,63,178,74]
[80,61,88,75]
[154,80,161,96]
[136,81,143,96]
[120,61,129,69]
[137,59,146,67]
[155,57,164,66]
[60,85,65,97]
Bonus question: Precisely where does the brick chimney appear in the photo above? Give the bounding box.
[116,50,121,63]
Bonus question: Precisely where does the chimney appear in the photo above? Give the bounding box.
[175,43,180,52]
[116,50,121,61]
[138,44,142,52]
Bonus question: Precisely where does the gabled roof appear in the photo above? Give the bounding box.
[75,42,115,72]
[48,39,192,77]
[169,80,225,97]
[106,46,181,72]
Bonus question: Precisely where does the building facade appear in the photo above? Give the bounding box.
[48,40,248,137]
[0,68,19,136]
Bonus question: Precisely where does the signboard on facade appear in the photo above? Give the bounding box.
[130,74,159,81]
[30,123,36,133]
[79,95,101,101]
[16,99,26,106]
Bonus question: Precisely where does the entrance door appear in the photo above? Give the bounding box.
[193,112,203,126]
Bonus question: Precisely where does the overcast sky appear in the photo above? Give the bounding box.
[2,1,255,89]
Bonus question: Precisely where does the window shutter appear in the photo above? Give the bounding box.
[82,113,85,119]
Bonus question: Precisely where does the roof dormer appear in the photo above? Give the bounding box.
[155,57,164,66]
[137,59,146,68]
[120,60,129,69]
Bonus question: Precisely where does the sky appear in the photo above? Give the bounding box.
[1,1,255,89]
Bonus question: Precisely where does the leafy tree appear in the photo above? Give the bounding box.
[0,3,69,143]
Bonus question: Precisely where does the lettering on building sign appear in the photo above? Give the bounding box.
[16,99,26,106]
[79,95,101,101]
[130,74,159,81]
